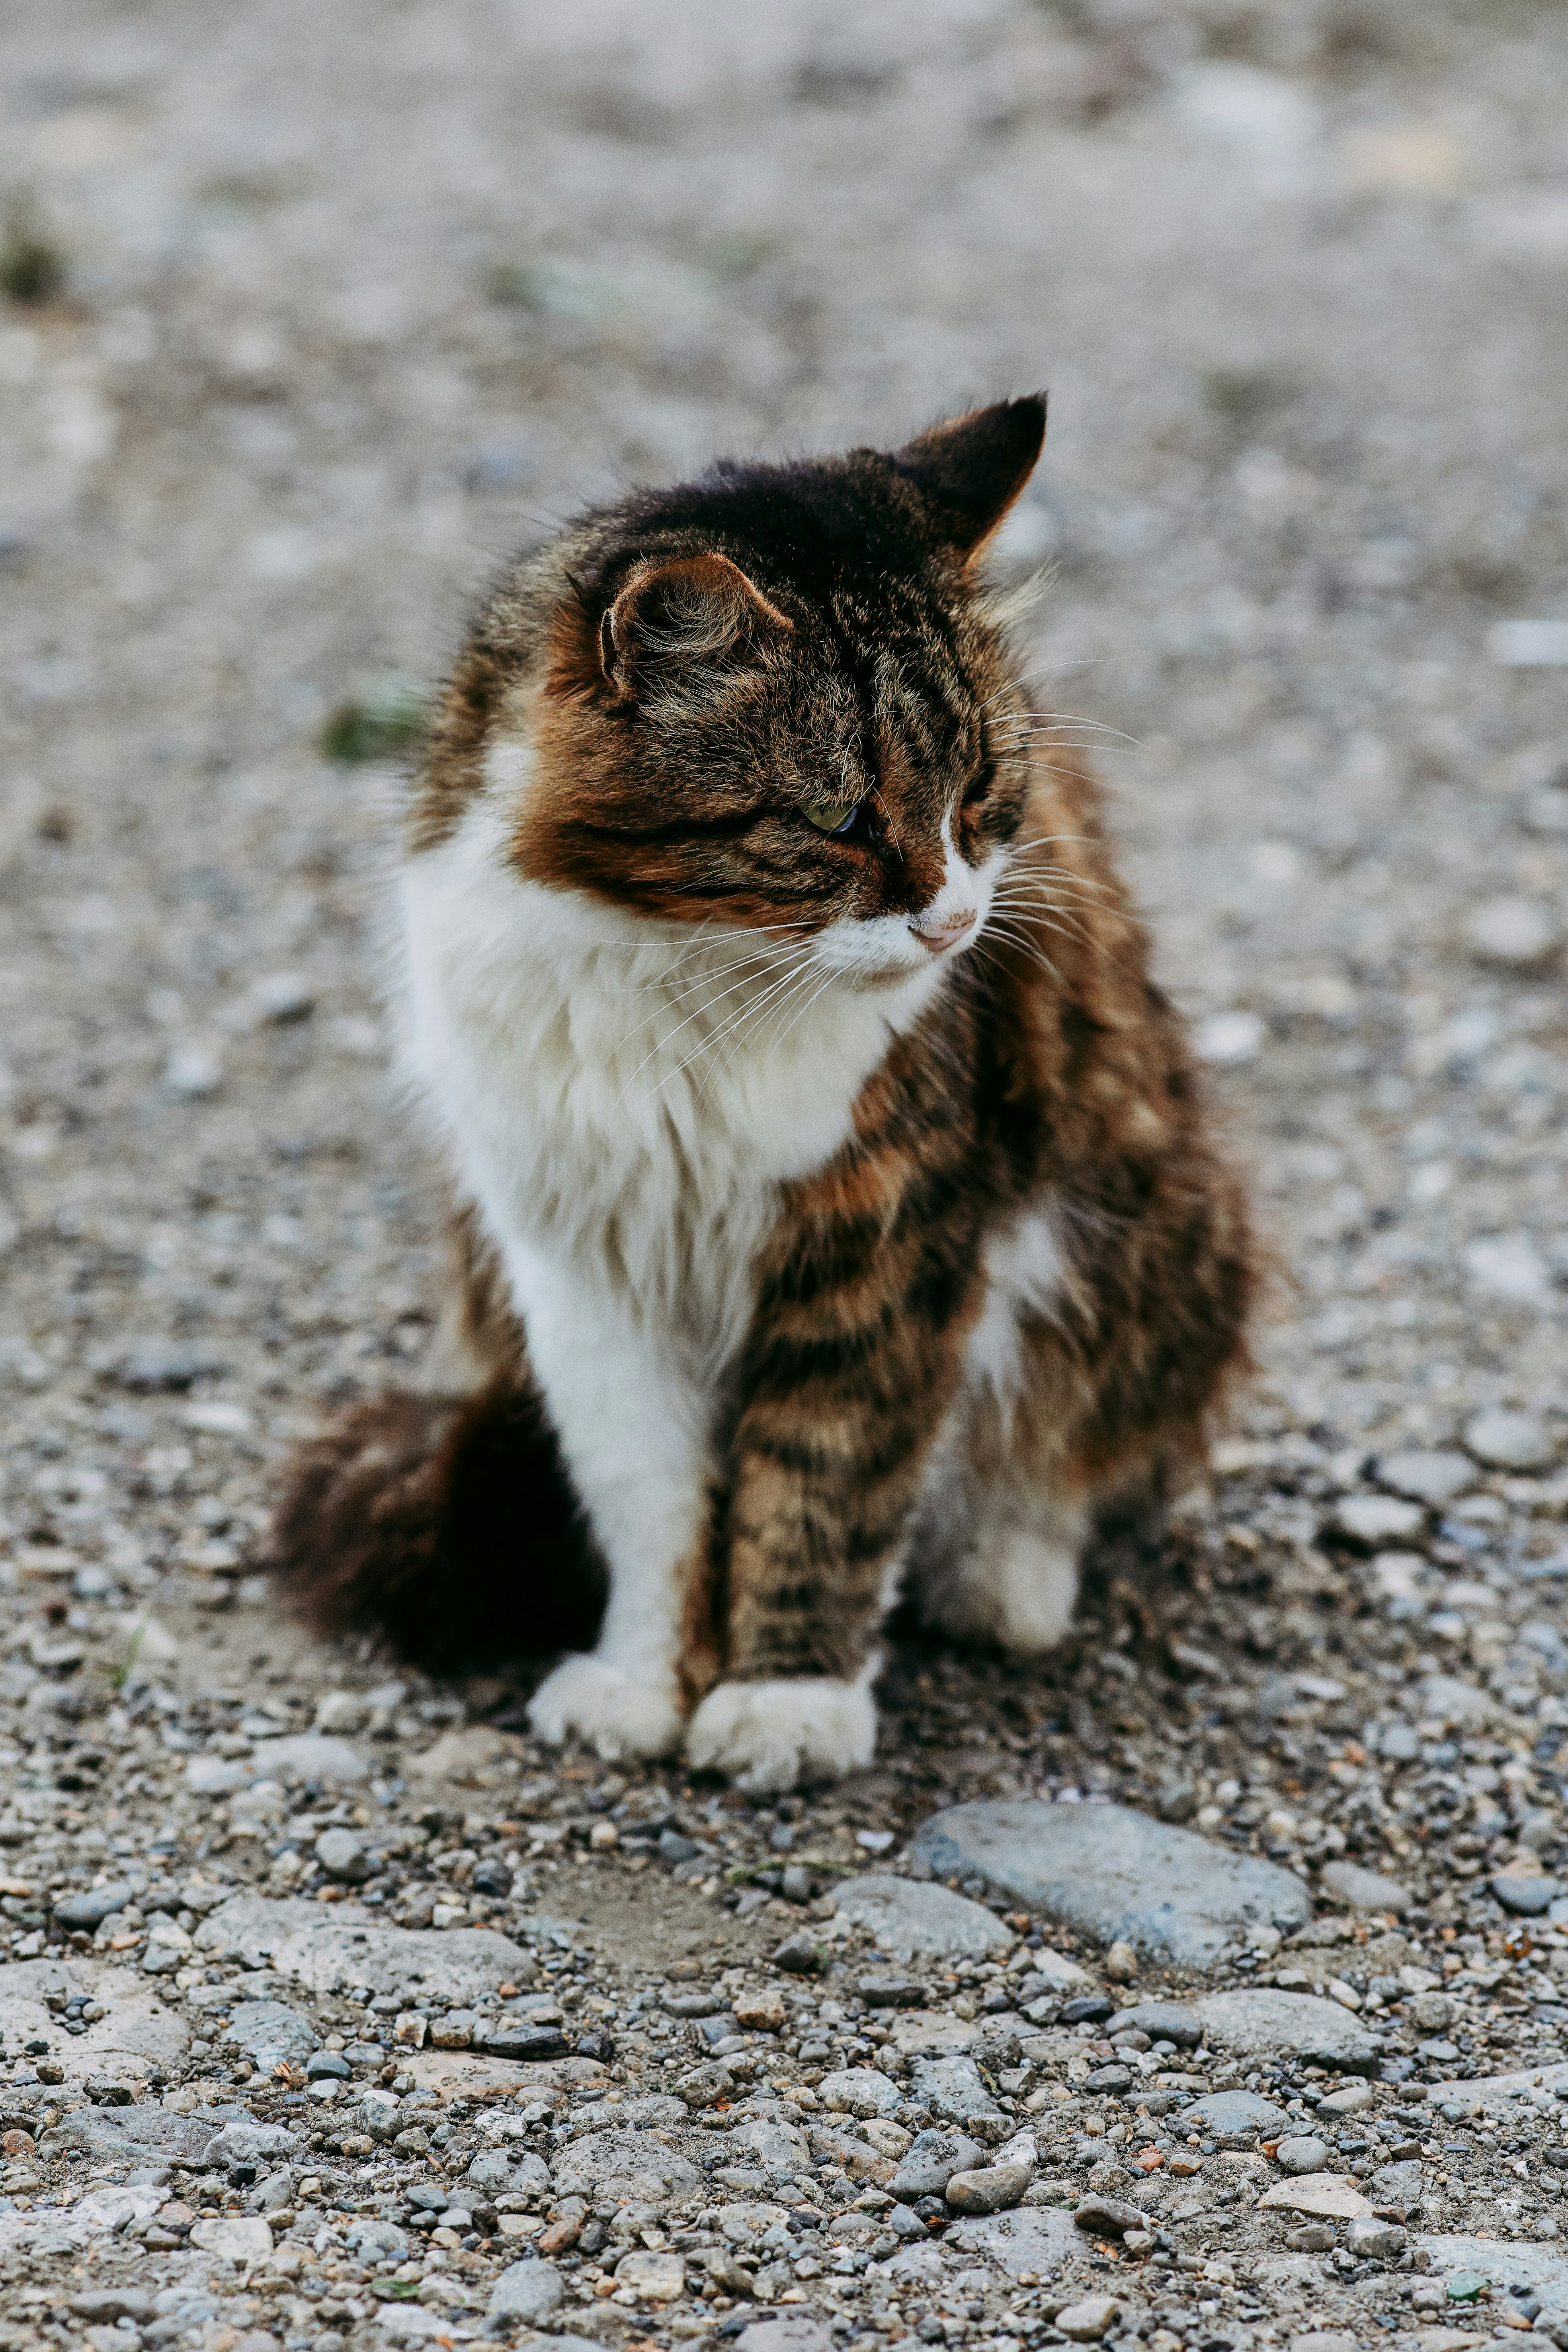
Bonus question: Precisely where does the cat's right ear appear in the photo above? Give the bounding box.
[892,395,1047,563]
[552,552,793,709]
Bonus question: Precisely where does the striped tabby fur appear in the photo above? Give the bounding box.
[273,398,1254,1790]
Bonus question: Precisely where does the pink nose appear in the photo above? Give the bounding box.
[912,910,976,954]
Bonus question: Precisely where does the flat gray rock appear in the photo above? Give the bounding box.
[551,2128,702,2207]
[831,1876,1011,1957]
[1465,1409,1555,1471]
[941,2204,1080,2279]
[209,2118,303,2166]
[1192,1989,1379,2071]
[1492,1873,1559,1916]
[40,2104,227,2164]
[1368,2159,1423,2209]
[248,1733,369,1784]
[1427,2062,1568,2112]
[909,2054,999,2125]
[1180,2090,1291,2139]
[488,2259,566,2323]
[909,1800,1309,1967]
[1416,1674,1496,1727]
[194,1893,528,2002]
[225,2000,318,2067]
[1317,1861,1412,1915]
[1332,1494,1427,1547]
[1106,2000,1203,2047]
[1418,2235,1568,2314]
[1373,1450,1475,1508]
[736,2322,834,2352]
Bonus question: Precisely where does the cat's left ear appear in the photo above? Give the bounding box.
[561,552,793,709]
[892,395,1047,562]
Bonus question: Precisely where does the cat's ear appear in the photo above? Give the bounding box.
[576,551,793,707]
[892,395,1047,561]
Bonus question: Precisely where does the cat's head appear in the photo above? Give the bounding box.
[451,398,1047,989]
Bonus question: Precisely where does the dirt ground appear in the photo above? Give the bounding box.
[1,1,1567,2346]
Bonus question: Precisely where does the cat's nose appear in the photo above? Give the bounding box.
[912,909,976,954]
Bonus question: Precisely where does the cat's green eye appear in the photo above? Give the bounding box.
[806,799,859,836]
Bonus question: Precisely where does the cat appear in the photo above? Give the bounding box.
[273,395,1254,1792]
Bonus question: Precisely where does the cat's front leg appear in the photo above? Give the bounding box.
[685,1164,981,1792]
[509,1250,707,1761]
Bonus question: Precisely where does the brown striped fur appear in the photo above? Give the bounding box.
[273,398,1254,1781]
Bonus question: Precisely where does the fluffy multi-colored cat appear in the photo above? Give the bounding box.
[274,397,1253,1791]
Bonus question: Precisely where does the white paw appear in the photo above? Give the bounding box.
[527,1655,684,1761]
[934,1529,1081,1655]
[685,1668,878,1793]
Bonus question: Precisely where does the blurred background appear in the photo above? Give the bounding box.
[0,0,1565,1582]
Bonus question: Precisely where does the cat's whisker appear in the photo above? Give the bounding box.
[636,950,820,1107]
[611,945,814,1110]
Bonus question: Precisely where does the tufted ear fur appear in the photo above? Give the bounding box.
[585,551,793,707]
[892,395,1047,562]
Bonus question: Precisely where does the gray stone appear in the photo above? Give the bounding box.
[908,1799,1309,1968]
[1332,1494,1426,1548]
[209,2119,304,2167]
[552,2129,702,2207]
[830,1876,1011,1958]
[1275,2135,1332,2174]
[890,2130,985,2201]
[1467,894,1562,967]
[1368,2159,1423,2210]
[909,2054,999,2125]
[1408,1992,1454,2031]
[820,2067,903,2120]
[314,1828,370,1883]
[860,1972,926,2007]
[1318,1861,1412,1915]
[736,2322,834,2352]
[1417,1674,1496,1727]
[945,2161,1032,2214]
[53,1881,135,1930]
[1417,2235,1568,2313]
[225,2000,318,2069]
[1180,2089,1291,2139]
[1375,1451,1475,1508]
[1345,2215,1406,2259]
[675,2063,734,2108]
[488,2260,565,2325]
[68,2293,154,2322]
[247,1734,369,1785]
[348,2219,409,2260]
[39,2103,228,2164]
[1315,2083,1374,2118]
[1466,1409,1556,1472]
[1192,1989,1379,2071]
[1053,2295,1121,2344]
[1071,2194,1145,2237]
[730,2115,810,2174]
[1494,1875,1560,1916]
[193,1894,528,2001]
[941,2204,1080,2279]
[1105,2000,1203,2047]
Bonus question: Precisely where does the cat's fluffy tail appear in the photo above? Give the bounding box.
[269,1383,606,1674]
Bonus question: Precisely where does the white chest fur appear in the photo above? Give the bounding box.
[398,796,938,1384]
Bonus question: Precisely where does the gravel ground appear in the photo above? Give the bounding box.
[2,2,1568,2348]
